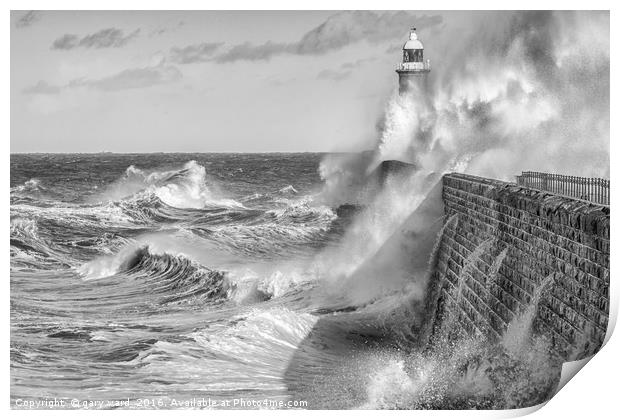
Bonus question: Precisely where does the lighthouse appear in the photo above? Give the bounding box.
[396,27,430,94]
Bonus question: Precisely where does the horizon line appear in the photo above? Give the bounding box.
[9,150,367,155]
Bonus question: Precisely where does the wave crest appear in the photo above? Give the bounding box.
[11,178,42,194]
[78,244,230,305]
[98,161,243,209]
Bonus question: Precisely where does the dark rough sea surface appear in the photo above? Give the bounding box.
[10,153,395,409]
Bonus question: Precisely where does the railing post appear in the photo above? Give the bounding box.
[563,175,567,196]
[576,176,580,198]
[564,175,568,196]
[550,173,554,193]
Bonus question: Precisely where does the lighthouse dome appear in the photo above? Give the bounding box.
[403,30,424,50]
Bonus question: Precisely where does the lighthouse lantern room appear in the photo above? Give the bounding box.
[396,27,430,93]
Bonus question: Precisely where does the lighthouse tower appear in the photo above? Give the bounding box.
[396,27,430,94]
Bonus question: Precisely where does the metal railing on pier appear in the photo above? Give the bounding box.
[515,171,610,206]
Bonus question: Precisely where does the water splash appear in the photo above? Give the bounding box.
[502,274,555,356]
[317,10,608,307]
[485,248,508,309]
[95,160,243,209]
[486,248,508,294]
[357,245,560,409]
[361,359,417,409]
[427,214,458,270]
[442,239,494,333]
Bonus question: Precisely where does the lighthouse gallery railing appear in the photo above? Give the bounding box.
[515,171,610,206]
[396,61,431,71]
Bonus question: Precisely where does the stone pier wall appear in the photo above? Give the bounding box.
[427,173,610,359]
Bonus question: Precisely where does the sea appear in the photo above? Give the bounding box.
[10,153,560,410]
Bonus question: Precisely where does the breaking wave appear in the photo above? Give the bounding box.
[78,245,231,306]
[95,160,244,209]
[11,178,42,194]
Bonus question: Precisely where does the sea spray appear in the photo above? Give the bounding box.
[441,239,494,335]
[482,247,509,335]
[502,274,555,356]
[426,214,458,272]
[316,11,609,315]
[314,18,609,399]
[417,214,459,346]
[94,160,243,209]
[485,248,508,301]
[360,318,560,409]
[362,359,417,409]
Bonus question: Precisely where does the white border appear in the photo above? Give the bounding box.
[5,2,617,419]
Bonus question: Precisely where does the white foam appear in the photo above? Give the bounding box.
[226,266,312,303]
[96,160,243,209]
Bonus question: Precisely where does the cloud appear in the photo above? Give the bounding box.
[214,11,443,63]
[73,65,181,91]
[51,34,80,50]
[168,42,224,64]
[80,28,140,48]
[15,11,40,28]
[23,65,182,94]
[51,28,140,50]
[297,11,441,53]
[150,20,186,37]
[215,41,296,63]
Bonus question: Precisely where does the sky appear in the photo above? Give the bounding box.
[10,10,446,153]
